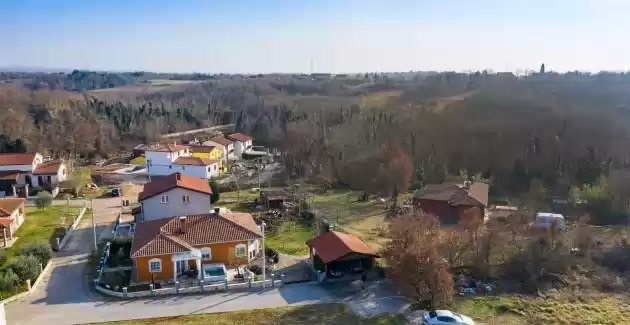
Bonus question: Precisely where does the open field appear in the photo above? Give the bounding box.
[146,79,199,86]
[88,303,406,325]
[265,221,313,255]
[454,294,630,325]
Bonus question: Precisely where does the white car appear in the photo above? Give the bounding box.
[423,310,475,325]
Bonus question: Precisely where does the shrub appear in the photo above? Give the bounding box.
[0,269,19,293]
[248,264,263,275]
[0,250,6,266]
[208,179,220,203]
[8,254,41,283]
[265,247,280,264]
[21,242,53,265]
[35,191,53,209]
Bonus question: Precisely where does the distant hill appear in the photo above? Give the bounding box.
[0,66,71,73]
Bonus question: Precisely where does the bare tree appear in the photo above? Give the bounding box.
[383,212,454,309]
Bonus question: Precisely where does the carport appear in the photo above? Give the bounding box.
[306,231,378,274]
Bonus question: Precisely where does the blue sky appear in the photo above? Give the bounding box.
[2,0,629,73]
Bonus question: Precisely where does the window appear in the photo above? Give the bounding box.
[160,195,169,204]
[148,258,162,273]
[201,247,212,260]
[207,166,211,172]
[235,244,247,257]
[213,165,217,171]
[182,195,190,204]
[436,316,456,323]
[169,165,172,169]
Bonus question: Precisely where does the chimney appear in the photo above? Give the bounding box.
[176,173,181,181]
[178,216,186,233]
[214,207,220,215]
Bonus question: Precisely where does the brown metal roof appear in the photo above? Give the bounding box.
[190,145,217,153]
[0,198,24,218]
[131,212,262,258]
[208,136,233,146]
[0,153,36,166]
[412,182,488,207]
[227,133,252,142]
[32,160,63,175]
[138,173,212,201]
[146,144,189,153]
[0,171,20,181]
[173,156,217,166]
[306,231,378,264]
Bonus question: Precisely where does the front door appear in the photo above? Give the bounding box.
[176,260,187,276]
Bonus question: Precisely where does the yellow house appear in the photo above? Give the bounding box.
[190,145,224,173]
[130,155,146,165]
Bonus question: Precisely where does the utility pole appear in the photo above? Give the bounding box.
[91,198,97,251]
[261,221,266,290]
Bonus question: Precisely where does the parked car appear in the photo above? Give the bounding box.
[423,310,475,325]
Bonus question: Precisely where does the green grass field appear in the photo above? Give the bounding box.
[89,303,406,325]
[265,221,314,256]
[4,206,81,260]
[453,295,630,325]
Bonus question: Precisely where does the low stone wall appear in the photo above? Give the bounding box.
[95,279,282,299]
[1,260,53,304]
[58,207,88,251]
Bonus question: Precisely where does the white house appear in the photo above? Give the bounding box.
[137,173,214,222]
[172,157,220,179]
[0,153,67,197]
[0,198,25,246]
[145,144,191,176]
[226,133,253,159]
[203,136,235,162]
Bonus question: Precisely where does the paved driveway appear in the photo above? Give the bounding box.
[6,197,122,324]
[7,280,407,325]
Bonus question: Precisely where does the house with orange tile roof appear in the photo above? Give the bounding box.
[137,173,214,222]
[0,198,25,246]
[306,231,378,275]
[0,153,67,197]
[131,210,262,283]
[203,136,234,162]
[226,133,253,159]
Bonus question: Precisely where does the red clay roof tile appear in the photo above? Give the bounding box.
[173,156,217,166]
[0,153,36,166]
[306,231,378,264]
[131,212,262,258]
[138,173,212,201]
[0,198,24,218]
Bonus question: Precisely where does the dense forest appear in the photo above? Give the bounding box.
[3,70,630,216]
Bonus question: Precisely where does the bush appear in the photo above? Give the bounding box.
[248,264,263,275]
[208,179,220,203]
[0,269,19,293]
[0,250,6,266]
[21,242,53,265]
[8,255,41,283]
[35,191,53,209]
[265,247,280,264]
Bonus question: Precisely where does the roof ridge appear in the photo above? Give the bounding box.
[218,213,261,237]
[161,233,196,251]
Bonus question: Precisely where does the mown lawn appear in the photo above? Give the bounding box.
[265,221,314,256]
[89,303,406,325]
[3,206,81,260]
[310,189,385,225]
[454,295,630,325]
